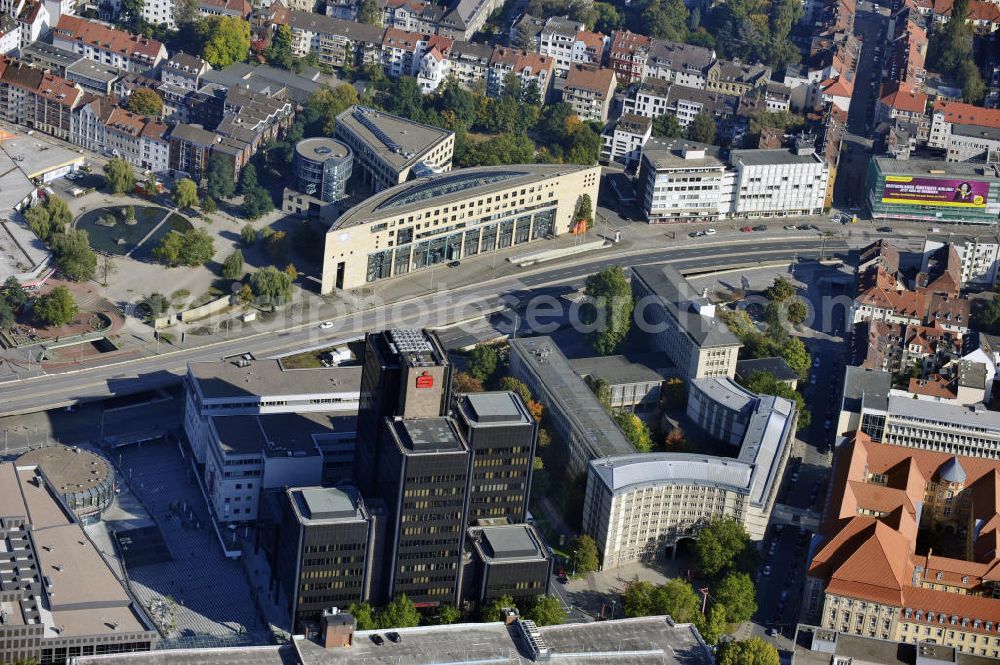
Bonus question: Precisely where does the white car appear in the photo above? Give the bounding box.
[813,356,820,368]
[704,228,717,235]
[763,565,771,576]
[318,321,334,330]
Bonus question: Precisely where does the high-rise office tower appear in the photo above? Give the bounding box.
[455,392,537,524]
[355,329,451,495]
[378,417,472,607]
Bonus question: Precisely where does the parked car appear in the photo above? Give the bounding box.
[740,225,753,232]
[318,321,334,330]
[386,632,401,643]
[877,226,893,233]
[704,228,717,235]
[763,565,772,576]
[784,224,798,230]
[371,635,385,646]
[753,224,767,231]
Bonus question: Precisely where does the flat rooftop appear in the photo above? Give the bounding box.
[730,148,821,166]
[631,264,742,349]
[792,625,996,665]
[74,645,300,665]
[874,156,1000,179]
[211,411,342,456]
[1,133,85,179]
[336,105,452,173]
[19,41,81,70]
[460,391,531,426]
[391,417,466,454]
[642,144,725,170]
[16,445,112,495]
[66,58,123,83]
[471,523,547,561]
[190,358,361,400]
[289,486,365,523]
[510,337,636,460]
[842,366,893,412]
[736,357,799,383]
[570,353,672,386]
[296,137,351,163]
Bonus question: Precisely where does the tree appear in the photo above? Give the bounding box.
[480,595,517,622]
[431,603,461,625]
[583,266,633,355]
[623,579,656,617]
[238,163,259,196]
[3,276,27,309]
[453,371,485,393]
[240,223,257,245]
[103,157,135,194]
[24,205,54,241]
[694,517,752,578]
[346,602,376,630]
[575,193,593,229]
[199,16,251,68]
[525,595,567,626]
[977,295,1000,333]
[266,230,289,262]
[498,376,533,405]
[172,178,199,209]
[0,300,13,329]
[786,298,808,326]
[249,266,294,305]
[358,0,381,24]
[222,250,244,280]
[284,263,298,281]
[51,230,97,281]
[571,534,600,574]
[661,378,685,409]
[593,1,622,32]
[652,113,684,139]
[778,336,810,378]
[143,172,159,196]
[717,638,780,665]
[765,276,796,302]
[201,196,217,213]
[24,196,71,242]
[153,229,215,267]
[699,603,729,645]
[744,370,811,429]
[962,60,986,104]
[120,0,144,31]
[206,153,236,200]
[468,344,498,381]
[643,0,689,40]
[47,196,72,230]
[98,252,117,287]
[651,579,702,623]
[301,85,359,137]
[264,24,293,69]
[34,286,78,327]
[686,110,717,145]
[128,88,163,117]
[613,411,653,452]
[376,594,421,629]
[243,186,274,220]
[715,571,757,623]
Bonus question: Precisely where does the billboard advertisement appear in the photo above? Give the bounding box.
[882,176,989,208]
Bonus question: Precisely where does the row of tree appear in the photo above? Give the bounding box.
[927,0,986,103]
[343,592,567,630]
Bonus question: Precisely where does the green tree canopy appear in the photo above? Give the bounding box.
[127,88,163,117]
[103,157,135,194]
[765,276,796,302]
[431,603,461,625]
[583,266,633,355]
[571,534,600,574]
[301,84,359,137]
[34,286,78,327]
[199,16,251,68]
[173,178,199,209]
[699,602,729,645]
[744,370,811,429]
[243,186,274,220]
[524,595,567,626]
[575,193,593,228]
[264,24,293,69]
[206,153,235,200]
[238,163,258,196]
[613,411,653,452]
[498,376,533,405]
[467,344,499,381]
[375,594,421,629]
[153,228,215,267]
[715,571,757,623]
[51,230,97,281]
[240,223,257,245]
[623,579,656,618]
[47,196,72,230]
[650,579,702,623]
[222,250,244,280]
[686,110,717,144]
[694,517,753,578]
[593,1,622,32]
[358,0,381,24]
[346,602,376,630]
[652,113,684,139]
[480,594,517,622]
[3,276,28,309]
[249,266,294,304]
[717,637,780,665]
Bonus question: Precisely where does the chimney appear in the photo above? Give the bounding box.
[320,608,355,649]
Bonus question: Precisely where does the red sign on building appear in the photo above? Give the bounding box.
[416,372,434,389]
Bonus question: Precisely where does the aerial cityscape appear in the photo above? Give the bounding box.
[1,0,1000,661]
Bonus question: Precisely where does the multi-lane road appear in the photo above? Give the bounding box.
[0,237,847,416]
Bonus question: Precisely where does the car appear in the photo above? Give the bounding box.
[769,628,781,637]
[753,224,767,231]
[784,224,798,230]
[740,225,753,232]
[791,472,799,483]
[318,321,334,330]
[689,231,703,238]
[878,226,893,233]
[813,356,821,368]
[704,228,717,235]
[370,635,385,646]
[929,227,941,233]
[824,419,832,430]
[810,375,817,385]
[447,260,461,268]
[763,565,771,576]
[386,632,401,643]
[558,575,569,584]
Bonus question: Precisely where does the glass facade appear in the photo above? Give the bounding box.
[365,206,559,283]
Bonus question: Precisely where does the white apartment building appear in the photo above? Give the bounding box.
[924,238,1000,287]
[729,145,828,218]
[641,39,714,89]
[639,143,733,223]
[601,113,651,165]
[537,16,605,75]
[946,124,1000,163]
[583,378,794,568]
[141,0,175,29]
[622,77,670,118]
[52,16,167,74]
